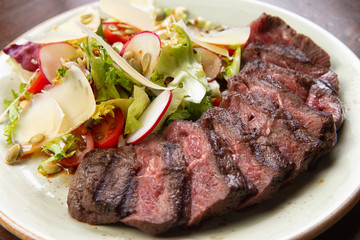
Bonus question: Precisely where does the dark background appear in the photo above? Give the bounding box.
[0,0,359,239]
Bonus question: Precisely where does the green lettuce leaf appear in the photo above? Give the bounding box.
[92,98,133,121]
[151,24,208,104]
[124,86,150,134]
[222,46,241,80]
[80,38,135,102]
[167,91,213,122]
[38,134,79,174]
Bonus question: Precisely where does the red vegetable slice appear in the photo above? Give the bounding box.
[211,96,222,106]
[103,22,137,45]
[90,108,125,148]
[27,70,51,94]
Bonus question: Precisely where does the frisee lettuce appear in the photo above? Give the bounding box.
[3,82,28,144]
[80,38,136,102]
[38,133,79,174]
[151,24,208,104]
[221,46,241,80]
[92,98,133,121]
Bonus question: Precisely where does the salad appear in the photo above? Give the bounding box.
[1,0,250,175]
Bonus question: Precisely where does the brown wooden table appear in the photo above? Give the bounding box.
[0,0,359,239]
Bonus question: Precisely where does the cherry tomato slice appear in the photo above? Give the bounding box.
[59,125,94,167]
[27,71,50,94]
[90,108,125,148]
[103,22,136,45]
[211,96,222,106]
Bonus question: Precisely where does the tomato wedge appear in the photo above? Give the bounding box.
[103,22,137,45]
[27,70,50,94]
[59,125,94,167]
[211,96,222,106]
[90,108,125,148]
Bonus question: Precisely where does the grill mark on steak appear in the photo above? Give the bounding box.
[163,120,256,226]
[245,13,331,68]
[121,135,189,235]
[221,90,324,175]
[228,73,336,151]
[67,147,139,225]
[238,60,344,130]
[242,42,338,89]
[200,107,293,206]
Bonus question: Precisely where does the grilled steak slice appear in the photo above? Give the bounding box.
[245,13,330,68]
[121,135,189,235]
[163,120,256,226]
[199,108,293,206]
[221,91,323,175]
[242,42,338,90]
[67,147,139,225]
[228,73,336,151]
[238,60,344,129]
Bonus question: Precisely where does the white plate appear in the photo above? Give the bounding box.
[0,0,359,239]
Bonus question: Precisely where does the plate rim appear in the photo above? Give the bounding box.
[0,1,359,240]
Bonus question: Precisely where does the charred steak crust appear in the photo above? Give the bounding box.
[245,13,331,68]
[67,147,139,225]
[199,107,293,206]
[228,73,336,151]
[220,90,323,175]
[163,120,256,225]
[121,135,189,235]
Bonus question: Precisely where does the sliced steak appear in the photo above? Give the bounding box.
[242,42,338,90]
[121,135,189,235]
[228,73,337,151]
[245,13,330,68]
[221,91,323,174]
[238,60,344,129]
[199,107,293,206]
[67,147,139,225]
[163,120,256,226]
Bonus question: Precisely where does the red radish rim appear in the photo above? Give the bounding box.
[127,90,172,144]
[119,31,161,56]
[37,42,77,83]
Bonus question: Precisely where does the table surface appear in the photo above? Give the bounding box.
[0,0,359,239]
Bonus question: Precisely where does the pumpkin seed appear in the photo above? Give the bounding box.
[107,24,118,31]
[124,29,137,35]
[123,50,135,60]
[141,52,152,73]
[155,10,167,21]
[129,58,142,73]
[28,133,45,145]
[117,23,132,29]
[19,100,30,111]
[5,144,22,165]
[40,162,61,175]
[80,13,94,25]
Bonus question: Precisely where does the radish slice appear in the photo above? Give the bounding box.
[126,90,172,144]
[100,0,154,31]
[120,31,161,79]
[77,22,173,90]
[194,47,222,82]
[37,42,78,82]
